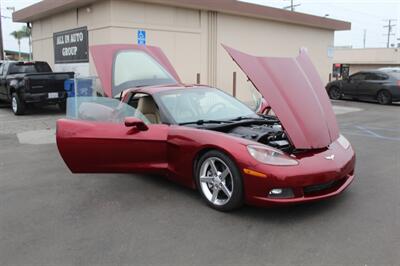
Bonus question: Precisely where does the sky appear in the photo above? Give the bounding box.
[1,0,400,52]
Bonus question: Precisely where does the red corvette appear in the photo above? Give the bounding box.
[56,44,355,211]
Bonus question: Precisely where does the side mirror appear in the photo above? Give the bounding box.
[124,117,149,131]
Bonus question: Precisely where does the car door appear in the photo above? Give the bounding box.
[343,73,367,97]
[57,44,180,173]
[56,97,169,174]
[360,73,389,99]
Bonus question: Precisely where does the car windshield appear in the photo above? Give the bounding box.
[66,96,150,124]
[157,88,259,124]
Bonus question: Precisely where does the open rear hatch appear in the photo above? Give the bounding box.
[223,45,339,149]
[90,44,181,97]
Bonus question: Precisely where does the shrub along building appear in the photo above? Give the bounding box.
[13,0,350,102]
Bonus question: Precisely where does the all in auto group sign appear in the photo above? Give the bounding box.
[53,27,89,64]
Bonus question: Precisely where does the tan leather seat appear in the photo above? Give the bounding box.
[136,96,160,124]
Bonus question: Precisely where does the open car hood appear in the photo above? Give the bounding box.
[90,44,181,97]
[223,45,339,149]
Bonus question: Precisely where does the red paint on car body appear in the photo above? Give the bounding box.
[56,44,355,207]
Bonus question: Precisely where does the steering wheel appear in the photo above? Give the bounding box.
[207,103,226,115]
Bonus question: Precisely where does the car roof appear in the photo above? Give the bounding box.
[356,70,382,73]
[353,70,389,75]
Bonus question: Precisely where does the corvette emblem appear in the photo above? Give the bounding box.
[325,155,335,160]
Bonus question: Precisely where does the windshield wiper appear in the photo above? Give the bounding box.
[179,119,234,126]
[229,116,264,121]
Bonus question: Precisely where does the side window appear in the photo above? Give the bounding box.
[376,73,389,80]
[365,73,388,81]
[3,63,9,76]
[67,96,151,125]
[365,73,377,80]
[0,63,9,76]
[350,73,366,81]
[128,93,161,124]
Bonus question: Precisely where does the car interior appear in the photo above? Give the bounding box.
[128,93,161,124]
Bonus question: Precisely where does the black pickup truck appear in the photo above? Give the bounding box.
[0,61,74,115]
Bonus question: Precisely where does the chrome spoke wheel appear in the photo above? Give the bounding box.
[199,157,234,206]
[12,97,17,113]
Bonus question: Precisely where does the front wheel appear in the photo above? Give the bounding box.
[377,90,392,105]
[328,86,342,100]
[195,150,243,211]
[11,93,26,115]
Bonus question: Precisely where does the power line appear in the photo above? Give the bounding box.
[383,19,397,48]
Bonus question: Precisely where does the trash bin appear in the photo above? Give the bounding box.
[64,78,95,118]
[64,78,93,97]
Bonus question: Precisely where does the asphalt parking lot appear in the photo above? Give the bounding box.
[0,100,399,265]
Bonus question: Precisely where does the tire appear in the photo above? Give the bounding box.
[58,102,67,112]
[328,86,342,100]
[11,93,26,115]
[377,90,392,105]
[195,150,244,211]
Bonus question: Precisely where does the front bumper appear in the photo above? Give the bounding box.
[241,141,356,207]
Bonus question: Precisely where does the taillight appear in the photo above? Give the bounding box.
[397,80,400,87]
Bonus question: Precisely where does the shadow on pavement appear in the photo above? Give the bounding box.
[0,103,65,116]
[115,171,351,223]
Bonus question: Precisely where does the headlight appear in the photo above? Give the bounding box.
[247,145,298,166]
[337,135,350,150]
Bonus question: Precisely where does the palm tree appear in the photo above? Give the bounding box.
[20,26,32,61]
[10,30,25,61]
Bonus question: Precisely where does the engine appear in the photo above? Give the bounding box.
[227,123,291,152]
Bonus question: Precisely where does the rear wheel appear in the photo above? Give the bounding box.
[328,86,342,100]
[195,150,243,211]
[377,90,392,105]
[11,93,26,115]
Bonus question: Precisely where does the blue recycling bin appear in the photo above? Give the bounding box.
[64,78,94,118]
[64,79,93,97]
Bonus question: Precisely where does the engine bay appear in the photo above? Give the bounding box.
[203,116,293,152]
[227,123,291,151]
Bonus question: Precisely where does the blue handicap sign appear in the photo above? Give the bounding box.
[138,30,146,45]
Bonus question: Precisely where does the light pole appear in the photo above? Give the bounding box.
[0,2,4,60]
[0,6,16,60]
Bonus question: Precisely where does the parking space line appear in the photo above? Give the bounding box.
[358,126,400,132]
[355,125,382,138]
[342,125,400,142]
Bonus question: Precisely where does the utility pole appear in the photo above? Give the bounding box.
[363,29,367,48]
[0,1,4,60]
[283,0,301,12]
[383,19,396,48]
